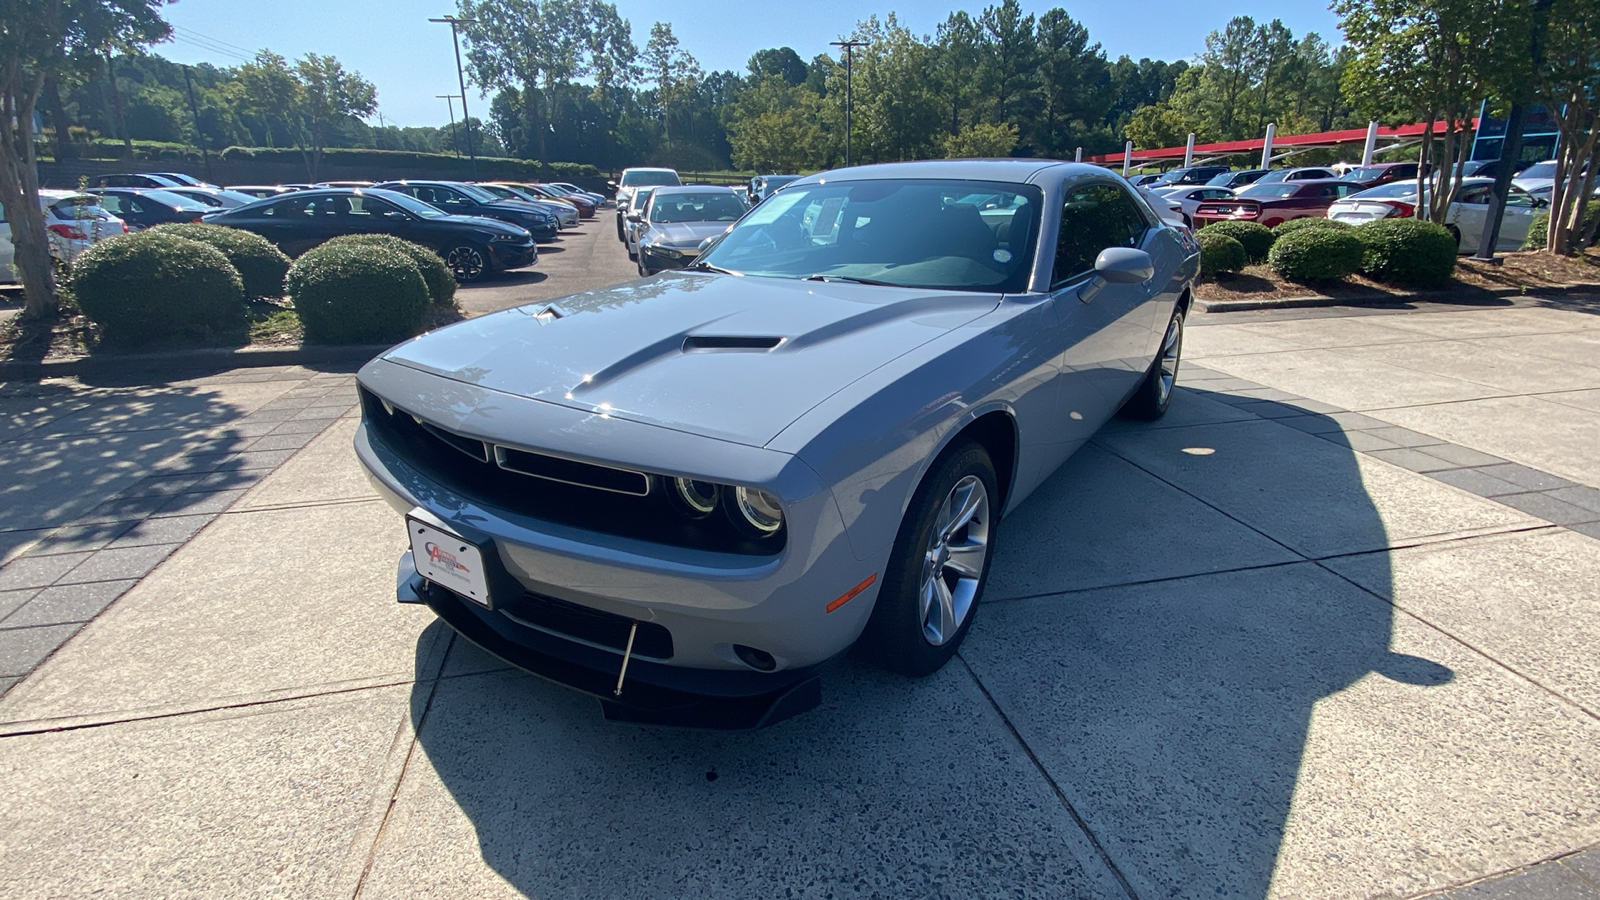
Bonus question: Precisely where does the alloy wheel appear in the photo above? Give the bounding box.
[446,246,486,282]
[918,475,990,646]
[1157,312,1184,406]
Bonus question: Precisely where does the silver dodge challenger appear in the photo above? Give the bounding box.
[354,159,1200,728]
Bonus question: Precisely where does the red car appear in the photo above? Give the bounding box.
[1193,179,1362,230]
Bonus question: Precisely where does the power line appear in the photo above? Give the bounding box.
[172,26,255,57]
[167,33,253,64]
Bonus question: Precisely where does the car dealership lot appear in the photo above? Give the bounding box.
[0,261,1597,895]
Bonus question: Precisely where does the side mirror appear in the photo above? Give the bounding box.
[1533,197,1549,209]
[606,180,618,190]
[697,235,718,252]
[626,213,643,223]
[1095,247,1155,284]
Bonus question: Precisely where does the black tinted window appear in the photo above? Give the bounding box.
[1052,183,1149,288]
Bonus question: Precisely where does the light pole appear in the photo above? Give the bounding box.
[430,15,478,178]
[831,39,865,167]
[436,94,462,159]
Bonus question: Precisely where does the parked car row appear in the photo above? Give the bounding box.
[0,190,131,283]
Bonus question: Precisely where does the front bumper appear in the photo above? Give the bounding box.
[639,245,697,271]
[487,240,537,270]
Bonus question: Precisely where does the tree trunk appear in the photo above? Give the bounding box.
[1,71,60,318]
[42,74,76,160]
[105,53,131,156]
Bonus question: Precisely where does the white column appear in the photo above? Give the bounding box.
[1361,121,1379,167]
[1123,141,1133,176]
[1184,133,1196,168]
[1260,123,1276,169]
[1074,147,1083,162]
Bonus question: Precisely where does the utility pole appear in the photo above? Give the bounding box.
[180,65,214,183]
[831,39,865,167]
[430,16,478,178]
[437,94,462,159]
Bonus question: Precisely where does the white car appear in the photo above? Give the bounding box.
[160,187,261,210]
[1152,185,1236,226]
[1,189,129,283]
[1326,177,1542,253]
[1137,187,1187,227]
[1512,160,1559,195]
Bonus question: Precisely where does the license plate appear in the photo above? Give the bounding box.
[408,517,491,607]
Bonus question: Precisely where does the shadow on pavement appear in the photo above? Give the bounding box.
[403,388,1450,898]
[460,270,547,290]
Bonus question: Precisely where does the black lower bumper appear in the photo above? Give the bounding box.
[402,566,821,729]
[488,242,538,270]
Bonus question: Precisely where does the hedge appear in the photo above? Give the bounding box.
[217,146,599,181]
[70,231,244,342]
[1268,227,1365,281]
[1522,200,1600,250]
[146,223,290,299]
[1198,232,1246,276]
[323,234,457,307]
[1200,220,1274,263]
[286,243,429,344]
[1271,217,1351,236]
[1355,218,1457,287]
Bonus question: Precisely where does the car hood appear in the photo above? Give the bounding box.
[487,200,551,217]
[441,214,529,236]
[379,271,1000,447]
[644,221,734,248]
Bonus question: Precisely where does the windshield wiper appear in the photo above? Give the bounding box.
[686,261,737,275]
[802,273,903,287]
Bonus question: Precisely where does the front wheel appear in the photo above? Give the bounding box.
[858,441,997,677]
[1120,305,1184,420]
[444,244,490,283]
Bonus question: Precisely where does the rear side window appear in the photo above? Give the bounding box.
[1052,183,1149,289]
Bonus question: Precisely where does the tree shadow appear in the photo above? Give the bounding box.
[401,386,1439,896]
[460,270,547,290]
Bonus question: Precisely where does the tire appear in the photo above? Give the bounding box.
[615,215,625,242]
[444,244,490,283]
[858,440,998,677]
[637,258,652,277]
[1447,225,1462,251]
[627,243,637,262]
[1120,304,1184,420]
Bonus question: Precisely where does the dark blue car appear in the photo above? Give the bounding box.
[372,180,561,242]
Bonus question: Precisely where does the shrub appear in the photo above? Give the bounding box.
[286,242,429,344]
[70,231,244,343]
[1201,220,1275,263]
[323,234,456,306]
[1356,218,1458,286]
[146,223,290,299]
[1522,200,1600,250]
[1267,227,1365,281]
[1197,232,1247,277]
[1271,216,1351,237]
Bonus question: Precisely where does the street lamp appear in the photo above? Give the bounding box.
[831,39,865,167]
[429,15,478,178]
[436,94,462,158]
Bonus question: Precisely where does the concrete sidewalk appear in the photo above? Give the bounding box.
[0,296,1598,898]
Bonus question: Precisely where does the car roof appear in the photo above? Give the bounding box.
[647,185,741,196]
[792,158,1098,186]
[622,167,678,174]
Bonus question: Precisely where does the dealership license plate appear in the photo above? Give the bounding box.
[408,517,491,607]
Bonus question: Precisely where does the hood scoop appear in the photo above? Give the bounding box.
[681,335,784,352]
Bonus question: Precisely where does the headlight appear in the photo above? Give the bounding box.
[667,477,720,518]
[663,476,784,538]
[644,245,684,259]
[491,232,526,242]
[729,486,784,537]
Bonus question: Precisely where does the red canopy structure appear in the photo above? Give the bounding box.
[1087,119,1479,167]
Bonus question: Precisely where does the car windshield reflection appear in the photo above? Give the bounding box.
[698,179,1042,292]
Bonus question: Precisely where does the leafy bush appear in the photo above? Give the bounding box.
[1355,218,1458,286]
[69,231,244,342]
[1522,200,1600,250]
[216,146,600,181]
[286,242,429,344]
[1198,232,1247,276]
[1271,216,1351,236]
[323,234,456,306]
[1200,220,1275,263]
[1267,227,1365,281]
[146,222,290,299]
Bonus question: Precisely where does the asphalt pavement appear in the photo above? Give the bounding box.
[455,214,638,317]
[0,255,1597,897]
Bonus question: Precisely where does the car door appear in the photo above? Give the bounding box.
[1449,184,1492,250]
[1497,187,1539,250]
[1046,181,1159,440]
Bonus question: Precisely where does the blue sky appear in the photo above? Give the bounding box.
[156,0,1343,128]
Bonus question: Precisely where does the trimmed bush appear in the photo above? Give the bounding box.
[1201,220,1275,263]
[1267,227,1365,281]
[323,234,456,307]
[1522,200,1600,250]
[1198,232,1247,277]
[70,231,244,343]
[1271,216,1351,237]
[216,146,600,180]
[286,243,429,344]
[1356,218,1457,286]
[146,222,290,299]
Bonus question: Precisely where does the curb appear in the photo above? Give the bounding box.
[1196,281,1600,314]
[0,342,393,381]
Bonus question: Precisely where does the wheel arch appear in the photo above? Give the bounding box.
[946,409,1018,513]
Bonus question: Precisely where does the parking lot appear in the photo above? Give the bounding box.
[0,227,1597,897]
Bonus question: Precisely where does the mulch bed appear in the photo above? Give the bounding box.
[1196,248,1600,303]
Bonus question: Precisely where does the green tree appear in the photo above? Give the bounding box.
[727,75,823,172]
[945,121,1018,158]
[294,53,376,179]
[1534,0,1599,253]
[237,50,300,149]
[748,47,807,86]
[977,0,1038,125]
[644,22,700,145]
[1031,8,1109,157]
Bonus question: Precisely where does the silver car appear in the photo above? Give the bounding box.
[355,160,1199,728]
[630,186,748,276]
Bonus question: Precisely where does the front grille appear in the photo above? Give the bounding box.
[361,388,784,556]
[502,592,674,659]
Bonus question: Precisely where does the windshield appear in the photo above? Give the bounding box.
[1520,162,1558,179]
[1349,182,1422,200]
[649,192,747,223]
[47,197,116,219]
[697,178,1043,293]
[1254,170,1288,184]
[366,189,447,218]
[139,189,212,211]
[449,183,498,202]
[621,170,681,187]
[1342,167,1394,182]
[1237,183,1301,199]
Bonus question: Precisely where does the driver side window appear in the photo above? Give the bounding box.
[1052,183,1148,290]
